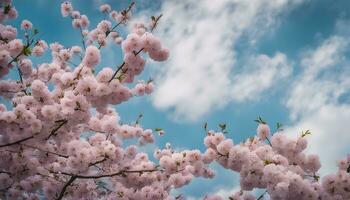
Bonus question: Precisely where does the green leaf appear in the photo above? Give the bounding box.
[147,78,153,84]
[203,122,208,131]
[23,47,31,56]
[151,16,156,21]
[219,123,226,130]
[314,175,320,181]
[264,160,271,165]
[301,130,312,137]
[4,5,11,14]
[155,128,162,132]
[135,114,143,124]
[33,28,39,35]
[276,122,283,131]
[255,116,266,124]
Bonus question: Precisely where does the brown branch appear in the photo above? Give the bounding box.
[108,61,125,83]
[51,168,160,179]
[266,137,272,147]
[56,175,77,200]
[257,190,267,200]
[22,144,68,158]
[150,14,163,32]
[107,12,162,83]
[48,167,161,200]
[89,157,108,167]
[46,120,68,140]
[97,21,123,49]
[107,47,144,83]
[16,62,28,95]
[0,171,11,175]
[98,2,135,49]
[0,135,34,148]
[8,34,38,66]
[79,27,86,50]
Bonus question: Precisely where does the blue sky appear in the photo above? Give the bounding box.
[3,0,350,199]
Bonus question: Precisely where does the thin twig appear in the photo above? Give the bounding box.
[257,190,267,200]
[56,176,77,200]
[46,120,68,140]
[79,27,86,50]
[266,137,272,147]
[0,135,34,148]
[22,144,68,158]
[98,2,135,49]
[107,13,162,83]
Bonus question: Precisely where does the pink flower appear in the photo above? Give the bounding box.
[82,46,100,68]
[21,19,33,30]
[134,83,145,96]
[100,4,111,13]
[61,1,73,17]
[257,123,270,140]
[7,7,18,19]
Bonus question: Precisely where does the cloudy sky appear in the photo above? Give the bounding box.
[4,0,350,198]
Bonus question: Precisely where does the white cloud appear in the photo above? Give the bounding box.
[231,53,291,102]
[285,35,350,175]
[147,0,303,121]
[286,36,349,120]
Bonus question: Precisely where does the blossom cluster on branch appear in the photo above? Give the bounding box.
[202,122,350,200]
[0,0,349,200]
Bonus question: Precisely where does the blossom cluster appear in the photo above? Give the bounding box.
[202,123,350,200]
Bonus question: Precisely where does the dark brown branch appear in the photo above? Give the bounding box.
[79,27,86,50]
[56,176,77,200]
[266,137,272,147]
[89,157,108,167]
[150,14,163,32]
[108,61,125,83]
[98,21,123,49]
[107,12,162,83]
[0,135,34,148]
[107,47,144,83]
[22,144,68,158]
[16,62,28,95]
[98,2,135,49]
[51,168,160,179]
[46,120,68,140]
[8,33,38,66]
[0,171,11,175]
[257,190,267,200]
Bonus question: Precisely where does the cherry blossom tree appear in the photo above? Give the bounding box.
[0,1,349,200]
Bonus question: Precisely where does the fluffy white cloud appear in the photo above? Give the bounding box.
[285,36,350,175]
[286,36,349,120]
[147,0,302,121]
[231,52,291,102]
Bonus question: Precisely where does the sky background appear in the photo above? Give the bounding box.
[3,0,350,199]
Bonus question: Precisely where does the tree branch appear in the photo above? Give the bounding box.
[0,135,34,148]
[98,2,135,49]
[46,120,68,140]
[55,175,77,200]
[51,168,160,179]
[22,144,68,158]
[107,12,162,83]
